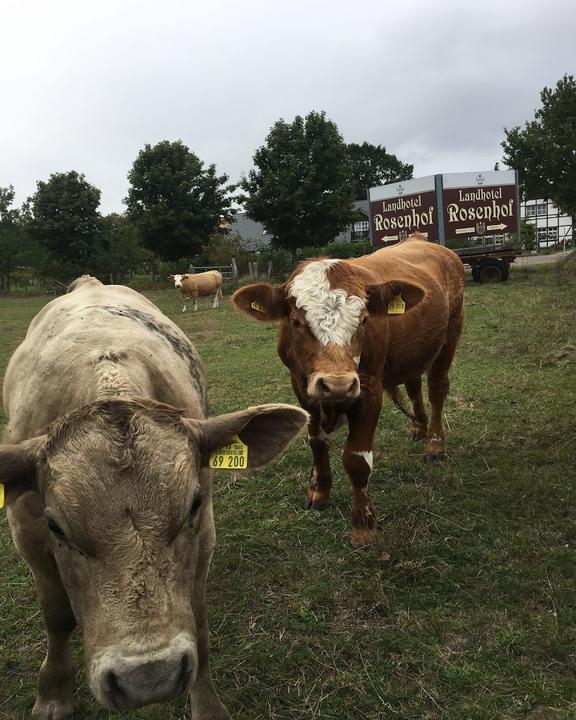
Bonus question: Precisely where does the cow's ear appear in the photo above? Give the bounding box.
[185,404,308,469]
[366,281,425,316]
[231,284,288,322]
[0,436,45,502]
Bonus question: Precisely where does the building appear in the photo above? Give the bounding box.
[520,199,574,250]
[224,213,272,251]
[333,201,371,243]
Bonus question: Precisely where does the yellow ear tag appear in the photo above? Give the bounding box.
[387,295,406,315]
[0,483,4,509]
[250,301,266,314]
[210,435,248,470]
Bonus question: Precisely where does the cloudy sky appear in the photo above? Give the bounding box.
[1,0,574,214]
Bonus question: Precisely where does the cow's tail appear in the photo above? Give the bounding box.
[385,386,415,421]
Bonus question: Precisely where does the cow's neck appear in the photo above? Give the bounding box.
[93,352,148,400]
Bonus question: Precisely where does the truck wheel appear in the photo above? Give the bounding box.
[475,258,509,283]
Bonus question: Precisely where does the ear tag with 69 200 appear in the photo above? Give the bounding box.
[209,435,248,470]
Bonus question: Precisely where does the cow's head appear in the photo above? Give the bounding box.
[167,274,187,289]
[232,259,424,403]
[0,399,307,710]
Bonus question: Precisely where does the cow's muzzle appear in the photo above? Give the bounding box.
[91,633,197,710]
[308,372,360,401]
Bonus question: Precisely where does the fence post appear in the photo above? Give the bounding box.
[231,258,238,285]
[266,261,272,280]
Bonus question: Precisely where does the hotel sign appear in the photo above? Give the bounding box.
[369,170,519,247]
[368,175,439,248]
[442,170,518,240]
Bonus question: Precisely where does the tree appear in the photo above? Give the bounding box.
[125,140,234,261]
[28,171,104,277]
[520,220,537,252]
[347,142,413,200]
[99,213,152,283]
[0,186,23,291]
[502,74,576,218]
[242,111,356,262]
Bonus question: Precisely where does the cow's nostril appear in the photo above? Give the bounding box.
[178,654,192,691]
[106,670,126,701]
[318,378,331,394]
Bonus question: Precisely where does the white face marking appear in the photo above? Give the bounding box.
[353,355,360,366]
[288,260,365,346]
[173,274,183,288]
[352,450,373,470]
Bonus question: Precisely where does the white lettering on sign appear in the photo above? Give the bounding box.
[447,199,514,224]
[458,187,503,202]
[373,206,435,232]
[381,195,422,212]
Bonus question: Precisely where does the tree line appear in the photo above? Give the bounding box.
[0,115,412,291]
[1,76,574,291]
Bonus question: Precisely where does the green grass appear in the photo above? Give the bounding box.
[1,263,576,719]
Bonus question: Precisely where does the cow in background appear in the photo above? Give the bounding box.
[232,234,464,546]
[168,271,223,312]
[0,275,307,719]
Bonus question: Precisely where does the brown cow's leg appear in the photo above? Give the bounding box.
[189,513,231,720]
[342,389,383,545]
[425,306,464,460]
[405,377,428,441]
[306,410,333,510]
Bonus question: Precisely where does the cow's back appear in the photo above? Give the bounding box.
[187,271,222,294]
[350,238,463,309]
[349,238,464,385]
[3,278,206,442]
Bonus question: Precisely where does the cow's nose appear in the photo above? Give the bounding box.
[94,636,196,709]
[309,373,360,400]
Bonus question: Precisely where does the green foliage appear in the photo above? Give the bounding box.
[0,186,49,291]
[98,213,153,282]
[242,111,356,261]
[502,74,576,216]
[2,265,576,718]
[347,141,413,200]
[520,220,537,252]
[125,140,235,261]
[198,231,246,267]
[0,186,22,291]
[27,171,104,278]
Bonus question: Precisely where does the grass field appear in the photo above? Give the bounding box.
[1,263,576,720]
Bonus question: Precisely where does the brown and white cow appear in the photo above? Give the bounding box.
[0,275,307,720]
[168,271,224,312]
[232,234,464,546]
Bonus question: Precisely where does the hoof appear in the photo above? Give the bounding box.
[32,699,74,720]
[411,430,427,443]
[351,528,380,545]
[305,498,330,511]
[424,451,446,462]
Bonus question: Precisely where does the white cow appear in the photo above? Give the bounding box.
[0,275,307,719]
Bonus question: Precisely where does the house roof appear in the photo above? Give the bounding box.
[227,213,271,251]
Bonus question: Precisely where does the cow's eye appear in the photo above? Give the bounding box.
[188,490,204,525]
[361,315,368,325]
[47,517,66,541]
[291,318,302,328]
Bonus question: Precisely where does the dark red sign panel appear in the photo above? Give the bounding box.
[370,190,439,248]
[442,184,518,240]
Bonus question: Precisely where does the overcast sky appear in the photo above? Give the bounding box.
[1,0,574,214]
